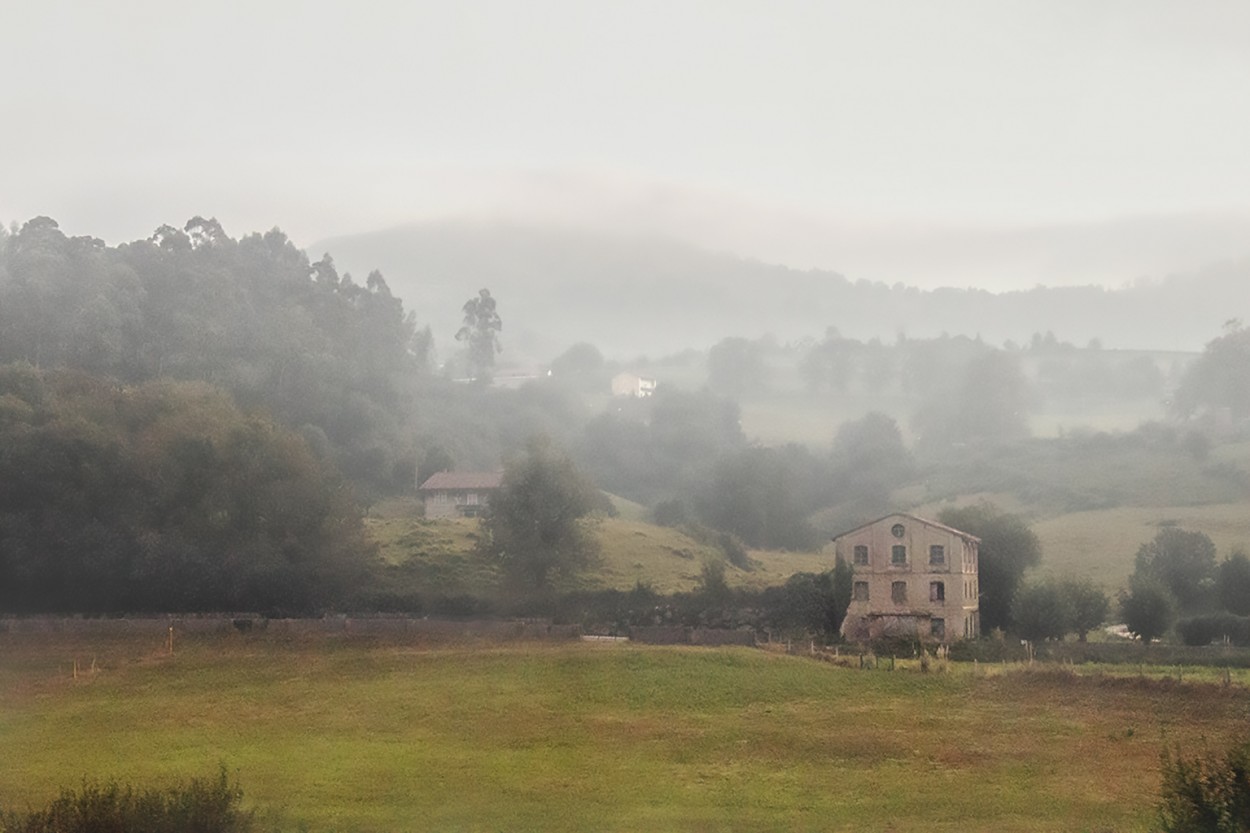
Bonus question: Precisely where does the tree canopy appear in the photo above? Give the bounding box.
[1010,576,1109,642]
[481,438,602,593]
[1119,578,1176,644]
[914,349,1033,448]
[1172,320,1250,422]
[1132,527,1217,613]
[455,288,502,381]
[937,503,1042,632]
[0,366,372,613]
[0,216,428,499]
[1218,550,1250,616]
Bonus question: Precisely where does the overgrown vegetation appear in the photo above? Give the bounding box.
[0,367,370,613]
[0,769,252,833]
[1159,738,1250,833]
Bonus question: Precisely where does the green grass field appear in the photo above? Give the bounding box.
[3,633,1249,832]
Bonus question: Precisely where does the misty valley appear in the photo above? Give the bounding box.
[2,215,1249,833]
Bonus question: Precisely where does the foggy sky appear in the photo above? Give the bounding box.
[4,0,1250,289]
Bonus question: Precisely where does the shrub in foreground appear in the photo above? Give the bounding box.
[1,768,252,833]
[1159,740,1250,833]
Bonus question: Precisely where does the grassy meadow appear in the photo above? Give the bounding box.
[366,509,831,597]
[3,632,1249,832]
[1031,504,1250,589]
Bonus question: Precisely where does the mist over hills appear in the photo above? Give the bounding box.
[312,221,1249,362]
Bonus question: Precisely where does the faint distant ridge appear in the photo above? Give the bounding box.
[311,220,1249,358]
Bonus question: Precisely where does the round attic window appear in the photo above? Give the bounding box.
[891,523,906,538]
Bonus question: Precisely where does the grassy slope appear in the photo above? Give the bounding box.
[372,431,1250,598]
[366,505,831,597]
[904,495,1250,590]
[895,437,1250,591]
[1031,505,1250,589]
[3,634,1249,832]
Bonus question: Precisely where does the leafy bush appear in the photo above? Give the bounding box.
[1,768,252,833]
[1159,740,1250,833]
[1177,614,1250,647]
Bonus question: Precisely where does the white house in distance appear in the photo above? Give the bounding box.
[833,513,980,643]
[611,372,657,398]
[418,471,503,519]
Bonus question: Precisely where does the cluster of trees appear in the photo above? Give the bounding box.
[1118,527,1250,643]
[0,367,370,612]
[0,216,425,500]
[703,325,1180,412]
[1010,578,1110,643]
[1002,524,1250,646]
[577,399,917,551]
[1171,319,1250,423]
[0,217,575,613]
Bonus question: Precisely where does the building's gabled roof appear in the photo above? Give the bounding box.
[831,512,981,543]
[418,471,504,491]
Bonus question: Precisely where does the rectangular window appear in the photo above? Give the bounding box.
[853,545,869,566]
[930,618,945,640]
[891,581,907,604]
[930,581,945,602]
[891,545,907,565]
[853,581,869,601]
[929,545,945,565]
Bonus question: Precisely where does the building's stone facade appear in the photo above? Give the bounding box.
[834,513,980,643]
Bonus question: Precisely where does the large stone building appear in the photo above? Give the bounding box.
[833,513,980,643]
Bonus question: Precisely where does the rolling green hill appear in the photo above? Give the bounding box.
[365,501,830,598]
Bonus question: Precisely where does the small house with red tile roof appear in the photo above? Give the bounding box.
[833,513,980,643]
[418,471,503,519]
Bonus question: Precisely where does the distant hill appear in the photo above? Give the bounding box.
[310,221,1250,361]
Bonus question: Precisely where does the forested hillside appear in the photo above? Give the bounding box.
[3,215,1248,620]
[0,216,423,498]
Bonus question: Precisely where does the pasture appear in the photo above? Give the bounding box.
[1032,504,1250,589]
[3,632,1248,832]
[367,513,831,597]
